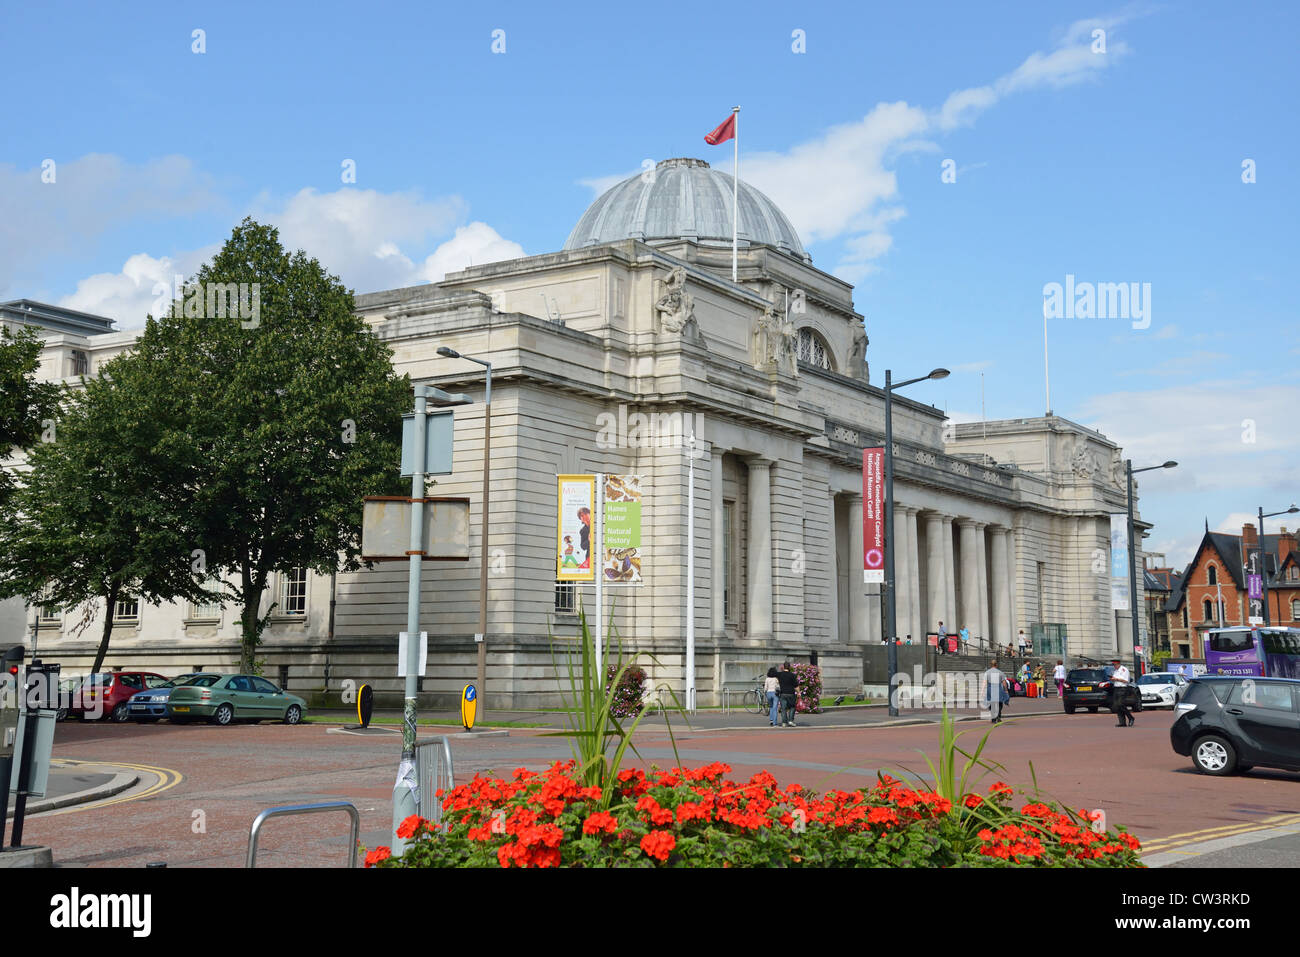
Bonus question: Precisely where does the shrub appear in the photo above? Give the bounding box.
[606,664,646,719]
[793,663,821,714]
[374,762,1143,868]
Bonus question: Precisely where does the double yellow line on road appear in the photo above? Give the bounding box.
[1141,811,1300,855]
[41,758,184,815]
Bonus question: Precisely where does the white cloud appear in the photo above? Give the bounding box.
[57,187,526,326]
[0,154,227,298]
[1213,513,1259,535]
[58,248,217,327]
[417,222,526,282]
[1077,381,1300,494]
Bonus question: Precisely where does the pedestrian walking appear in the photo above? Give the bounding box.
[1016,630,1027,657]
[982,658,1009,724]
[764,667,780,727]
[776,660,799,727]
[1052,660,1066,698]
[1109,657,1135,727]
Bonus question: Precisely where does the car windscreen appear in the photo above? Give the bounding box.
[1068,670,1108,682]
[78,674,114,687]
[1189,680,1235,705]
[161,674,198,688]
[1137,675,1170,685]
[178,675,221,687]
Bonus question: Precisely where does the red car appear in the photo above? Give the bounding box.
[68,671,171,722]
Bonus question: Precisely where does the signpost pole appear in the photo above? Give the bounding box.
[1259,505,1271,626]
[1126,460,1141,677]
[686,436,696,713]
[392,386,427,853]
[594,473,604,672]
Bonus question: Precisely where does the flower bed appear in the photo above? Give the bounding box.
[605,664,646,719]
[793,662,821,714]
[367,761,1143,868]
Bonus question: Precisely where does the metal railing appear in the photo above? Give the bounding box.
[415,736,454,823]
[246,801,361,868]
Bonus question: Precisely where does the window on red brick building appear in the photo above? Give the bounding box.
[1207,565,1218,586]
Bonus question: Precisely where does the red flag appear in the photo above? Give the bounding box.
[704,113,736,145]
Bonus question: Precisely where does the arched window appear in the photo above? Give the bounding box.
[1207,565,1217,585]
[797,328,832,371]
[1202,598,1214,621]
[1181,607,1188,628]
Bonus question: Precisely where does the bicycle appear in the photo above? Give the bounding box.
[749,683,770,715]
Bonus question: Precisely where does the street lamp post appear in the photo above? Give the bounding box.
[1257,505,1299,625]
[437,347,492,718]
[1126,460,1177,678]
[884,367,949,717]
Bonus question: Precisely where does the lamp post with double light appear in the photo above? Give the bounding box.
[884,366,949,717]
[1126,460,1177,678]
[436,347,492,717]
[1258,505,1299,626]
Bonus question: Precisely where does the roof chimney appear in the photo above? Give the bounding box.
[1279,527,1298,564]
[1242,522,1258,546]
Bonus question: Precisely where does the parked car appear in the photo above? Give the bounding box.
[1170,676,1300,775]
[67,671,172,722]
[126,673,208,722]
[166,674,306,726]
[1061,666,1115,714]
[1137,671,1190,709]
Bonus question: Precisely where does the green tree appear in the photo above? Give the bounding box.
[0,323,60,509]
[0,370,209,677]
[122,218,408,672]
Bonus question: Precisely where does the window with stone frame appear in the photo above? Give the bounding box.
[189,581,223,621]
[279,567,307,616]
[115,596,140,621]
[797,328,832,371]
[1202,598,1214,622]
[1292,598,1300,621]
[1207,564,1218,586]
[70,349,90,377]
[554,581,576,614]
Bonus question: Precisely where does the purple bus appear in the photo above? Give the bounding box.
[1204,626,1300,678]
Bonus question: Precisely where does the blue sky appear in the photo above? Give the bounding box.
[2,1,1296,568]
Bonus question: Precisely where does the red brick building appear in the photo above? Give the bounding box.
[1165,522,1300,659]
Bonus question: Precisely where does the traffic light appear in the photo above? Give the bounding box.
[1,645,22,677]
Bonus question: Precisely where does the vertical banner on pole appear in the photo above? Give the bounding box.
[1245,546,1264,625]
[863,448,884,583]
[1110,514,1130,611]
[557,475,597,582]
[601,474,644,583]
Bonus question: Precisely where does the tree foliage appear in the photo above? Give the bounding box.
[0,323,61,509]
[120,218,409,671]
[0,371,207,673]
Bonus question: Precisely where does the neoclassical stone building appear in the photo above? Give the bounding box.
[4,158,1150,706]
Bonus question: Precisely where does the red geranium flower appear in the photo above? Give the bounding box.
[396,815,425,840]
[640,830,676,862]
[364,846,392,867]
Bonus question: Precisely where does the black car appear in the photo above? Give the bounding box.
[1062,667,1115,714]
[1170,677,1300,776]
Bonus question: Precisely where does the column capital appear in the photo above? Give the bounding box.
[956,517,981,529]
[745,456,773,471]
[903,504,921,516]
[843,491,863,503]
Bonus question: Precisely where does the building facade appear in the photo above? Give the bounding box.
[4,158,1151,706]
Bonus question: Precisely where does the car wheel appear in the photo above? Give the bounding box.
[284,704,302,725]
[1192,734,1238,775]
[1087,707,1098,713]
[211,703,234,726]
[1064,704,1076,714]
[111,703,129,723]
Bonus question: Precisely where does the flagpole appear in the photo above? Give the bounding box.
[732,106,739,283]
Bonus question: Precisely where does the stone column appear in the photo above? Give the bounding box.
[942,515,957,632]
[746,458,773,640]
[906,507,922,643]
[959,520,981,648]
[925,512,945,639]
[829,491,840,641]
[847,494,868,643]
[711,449,725,636]
[892,503,910,641]
[976,522,990,651]
[990,526,1012,655]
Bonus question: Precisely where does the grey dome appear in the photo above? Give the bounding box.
[565,157,810,262]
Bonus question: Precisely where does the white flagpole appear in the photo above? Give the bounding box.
[1042,298,1052,416]
[686,434,696,712]
[732,106,740,283]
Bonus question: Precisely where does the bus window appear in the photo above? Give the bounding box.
[1209,631,1254,654]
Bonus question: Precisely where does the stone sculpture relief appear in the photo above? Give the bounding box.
[655,266,698,337]
[753,302,798,376]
